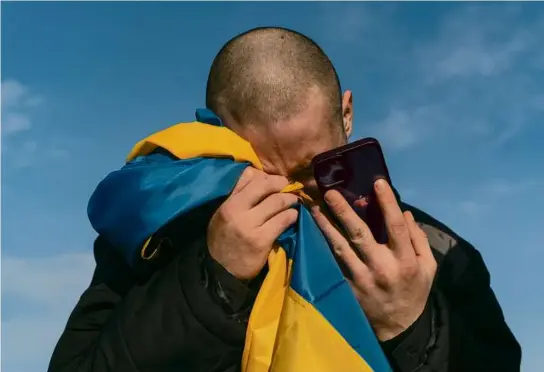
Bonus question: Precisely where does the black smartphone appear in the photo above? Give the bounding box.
[312,137,392,244]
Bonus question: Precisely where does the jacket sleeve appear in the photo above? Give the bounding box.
[48,235,257,372]
[382,204,522,372]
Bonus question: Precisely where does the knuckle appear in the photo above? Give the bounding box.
[243,167,255,178]
[350,227,368,245]
[284,193,299,206]
[352,272,373,292]
[280,194,293,209]
[373,264,398,286]
[285,208,299,224]
[399,260,418,279]
[220,201,236,217]
[218,205,243,229]
[389,220,408,237]
[330,241,345,257]
[238,168,257,186]
[330,200,347,217]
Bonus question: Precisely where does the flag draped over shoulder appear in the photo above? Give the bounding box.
[87,109,392,372]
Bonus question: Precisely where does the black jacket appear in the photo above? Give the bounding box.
[48,202,521,372]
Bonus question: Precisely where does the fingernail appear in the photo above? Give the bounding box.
[324,191,334,203]
[375,178,387,191]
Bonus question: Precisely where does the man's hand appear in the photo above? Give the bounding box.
[312,179,437,341]
[207,167,299,280]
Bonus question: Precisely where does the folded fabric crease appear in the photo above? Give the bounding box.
[87,109,392,372]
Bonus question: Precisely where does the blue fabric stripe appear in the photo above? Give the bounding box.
[287,209,392,371]
[87,110,390,371]
[88,154,248,266]
[88,155,390,371]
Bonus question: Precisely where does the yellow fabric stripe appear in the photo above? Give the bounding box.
[242,248,292,372]
[127,122,263,169]
[128,122,365,371]
[271,288,375,372]
[131,122,311,261]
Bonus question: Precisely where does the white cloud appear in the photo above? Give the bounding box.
[2,80,28,109]
[478,178,541,197]
[8,140,40,169]
[373,109,418,150]
[416,5,537,83]
[2,253,94,307]
[3,112,32,135]
[2,252,95,371]
[371,104,448,151]
[318,3,375,44]
[454,178,542,218]
[458,200,489,217]
[369,6,544,151]
[1,79,74,169]
[1,79,43,136]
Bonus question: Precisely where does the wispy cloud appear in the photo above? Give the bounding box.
[1,79,44,136]
[457,200,488,217]
[478,178,541,197]
[319,3,397,45]
[369,5,544,151]
[416,5,537,83]
[457,178,542,218]
[1,80,75,169]
[2,252,95,372]
[372,104,449,151]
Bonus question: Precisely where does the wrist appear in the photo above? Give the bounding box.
[376,303,427,342]
[380,295,436,371]
[207,244,261,281]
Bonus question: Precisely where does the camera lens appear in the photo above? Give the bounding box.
[318,159,347,186]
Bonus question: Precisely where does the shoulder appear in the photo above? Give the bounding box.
[401,202,492,290]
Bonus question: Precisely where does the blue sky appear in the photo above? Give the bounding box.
[2,2,543,371]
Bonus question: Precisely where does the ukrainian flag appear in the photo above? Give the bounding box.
[88,109,392,372]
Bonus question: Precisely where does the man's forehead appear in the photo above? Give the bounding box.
[257,122,338,175]
[269,98,335,141]
[238,87,342,176]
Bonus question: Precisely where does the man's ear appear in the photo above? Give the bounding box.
[342,90,353,138]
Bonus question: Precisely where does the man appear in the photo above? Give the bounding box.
[48,27,521,372]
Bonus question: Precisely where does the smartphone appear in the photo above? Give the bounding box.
[312,137,392,244]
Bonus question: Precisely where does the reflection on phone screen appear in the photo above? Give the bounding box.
[313,141,390,244]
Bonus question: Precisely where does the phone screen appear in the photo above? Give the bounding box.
[312,138,391,244]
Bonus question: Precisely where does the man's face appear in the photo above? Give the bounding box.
[236,88,353,200]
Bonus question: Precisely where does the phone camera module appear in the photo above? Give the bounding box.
[317,159,348,187]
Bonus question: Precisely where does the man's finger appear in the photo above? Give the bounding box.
[374,179,413,257]
[235,172,290,207]
[404,211,436,270]
[231,167,256,195]
[311,204,366,276]
[324,190,377,254]
[261,208,299,243]
[253,193,300,226]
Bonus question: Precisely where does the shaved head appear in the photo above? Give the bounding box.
[205,27,353,197]
[205,27,343,130]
